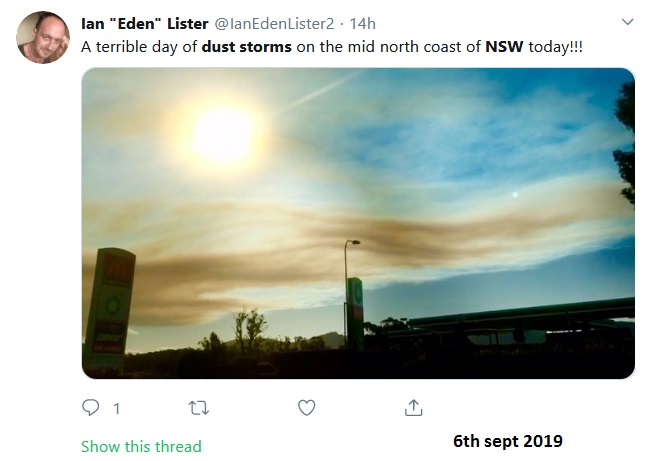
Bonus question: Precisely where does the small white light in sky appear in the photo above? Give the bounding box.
[512,191,519,199]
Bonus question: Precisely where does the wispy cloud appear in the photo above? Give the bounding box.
[82,173,631,326]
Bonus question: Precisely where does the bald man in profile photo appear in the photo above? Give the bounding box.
[19,12,69,63]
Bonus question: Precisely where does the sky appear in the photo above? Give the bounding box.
[82,68,635,353]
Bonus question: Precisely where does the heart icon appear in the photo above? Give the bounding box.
[298,399,315,416]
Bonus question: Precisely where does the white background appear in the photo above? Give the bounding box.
[3,1,646,459]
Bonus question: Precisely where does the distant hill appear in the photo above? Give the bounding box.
[319,331,345,349]
[223,331,344,350]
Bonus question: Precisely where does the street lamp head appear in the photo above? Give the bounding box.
[351,240,361,245]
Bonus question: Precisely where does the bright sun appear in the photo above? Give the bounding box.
[194,108,253,164]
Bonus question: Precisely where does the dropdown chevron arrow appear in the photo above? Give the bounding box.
[622,19,633,25]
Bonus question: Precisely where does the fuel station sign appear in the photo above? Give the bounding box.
[83,248,136,375]
[347,277,364,351]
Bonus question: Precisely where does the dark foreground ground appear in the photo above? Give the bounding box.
[271,346,634,379]
[109,334,634,379]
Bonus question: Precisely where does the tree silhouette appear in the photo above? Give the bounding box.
[233,307,268,355]
[294,336,307,350]
[199,331,222,352]
[233,309,247,355]
[292,336,326,351]
[198,331,226,365]
[198,331,221,351]
[613,80,635,205]
[364,317,409,351]
[246,308,268,353]
[279,336,292,351]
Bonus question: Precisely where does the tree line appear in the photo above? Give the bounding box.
[197,307,329,362]
[613,80,634,205]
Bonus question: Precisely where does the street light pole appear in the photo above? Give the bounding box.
[344,239,360,348]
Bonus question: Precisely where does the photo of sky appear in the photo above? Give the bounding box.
[82,68,634,353]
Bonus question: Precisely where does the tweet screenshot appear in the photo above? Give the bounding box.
[5,1,646,459]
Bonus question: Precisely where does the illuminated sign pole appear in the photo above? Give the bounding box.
[83,248,136,377]
[347,277,364,351]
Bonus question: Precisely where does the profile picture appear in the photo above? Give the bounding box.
[17,11,69,64]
